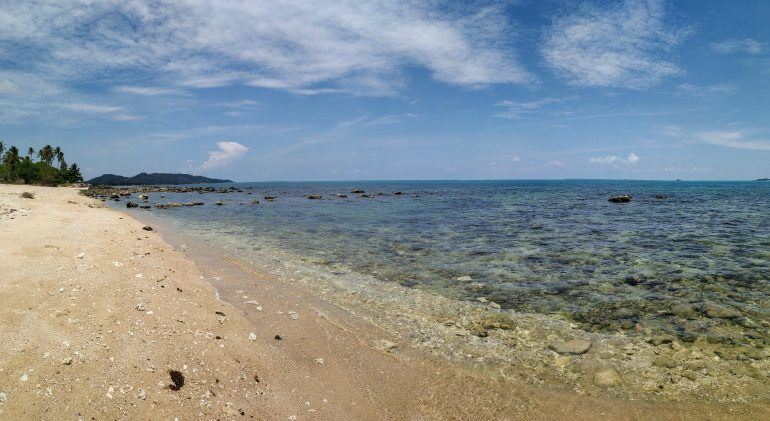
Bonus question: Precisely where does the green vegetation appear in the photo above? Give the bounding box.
[0,141,83,185]
[88,172,232,185]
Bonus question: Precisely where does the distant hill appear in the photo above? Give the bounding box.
[87,172,232,185]
[756,178,769,181]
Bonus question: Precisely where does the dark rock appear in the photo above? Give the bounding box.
[306,195,322,200]
[168,370,185,391]
[351,189,365,194]
[335,194,348,198]
[264,195,276,200]
[216,201,224,206]
[274,335,282,340]
[21,192,35,199]
[393,192,403,195]
[251,200,260,205]
[142,226,153,231]
[126,202,139,208]
[609,195,632,203]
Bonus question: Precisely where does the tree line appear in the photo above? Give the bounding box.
[0,141,83,185]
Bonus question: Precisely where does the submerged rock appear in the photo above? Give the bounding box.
[703,303,742,319]
[593,368,622,388]
[306,195,322,200]
[351,189,365,194]
[126,202,139,208]
[155,202,183,209]
[550,340,591,354]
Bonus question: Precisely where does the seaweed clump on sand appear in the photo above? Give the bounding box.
[168,370,185,391]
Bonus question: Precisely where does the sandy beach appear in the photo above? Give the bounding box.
[0,184,767,420]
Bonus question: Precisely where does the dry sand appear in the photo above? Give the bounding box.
[0,185,767,420]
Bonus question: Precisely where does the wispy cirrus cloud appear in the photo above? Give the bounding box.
[114,86,189,96]
[61,102,140,121]
[541,0,687,88]
[0,0,530,100]
[696,131,770,150]
[676,82,736,96]
[710,38,765,55]
[494,97,567,119]
[61,103,124,114]
[589,153,640,165]
[202,141,250,170]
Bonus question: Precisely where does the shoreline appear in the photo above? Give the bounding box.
[1,185,767,419]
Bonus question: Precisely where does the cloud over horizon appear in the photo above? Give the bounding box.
[696,131,770,151]
[202,141,250,170]
[589,153,640,165]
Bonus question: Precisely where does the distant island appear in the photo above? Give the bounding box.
[88,172,232,185]
[756,178,769,181]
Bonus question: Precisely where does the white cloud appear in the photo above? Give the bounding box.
[495,98,566,119]
[217,100,259,108]
[59,102,141,121]
[202,141,250,170]
[0,0,531,101]
[114,86,188,96]
[541,0,686,88]
[696,131,770,150]
[710,38,764,55]
[589,153,640,164]
[62,103,124,114]
[676,82,736,95]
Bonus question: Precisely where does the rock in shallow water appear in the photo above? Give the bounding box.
[703,303,742,319]
[593,368,622,387]
[608,195,631,203]
[550,340,591,354]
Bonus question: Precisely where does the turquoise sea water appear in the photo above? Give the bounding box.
[115,180,770,344]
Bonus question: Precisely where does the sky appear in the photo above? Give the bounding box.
[0,0,769,181]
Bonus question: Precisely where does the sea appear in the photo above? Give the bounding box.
[112,180,770,345]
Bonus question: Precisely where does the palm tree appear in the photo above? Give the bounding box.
[27,147,35,158]
[68,163,83,182]
[0,140,5,157]
[38,144,54,165]
[3,146,20,173]
[55,148,65,168]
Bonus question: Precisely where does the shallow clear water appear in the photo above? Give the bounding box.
[114,180,770,343]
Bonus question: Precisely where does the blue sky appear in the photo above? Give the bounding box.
[1,0,768,181]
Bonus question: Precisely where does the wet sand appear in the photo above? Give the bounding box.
[0,185,767,420]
